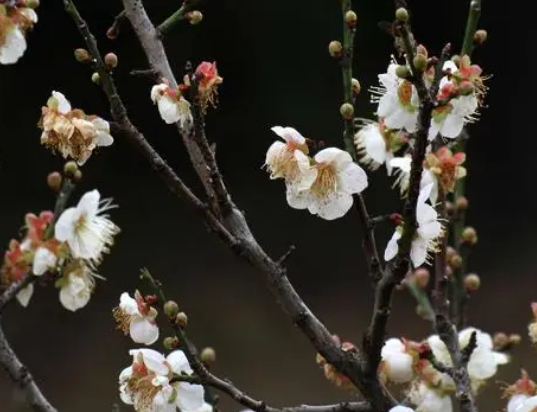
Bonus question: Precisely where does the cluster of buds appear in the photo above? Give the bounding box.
[0,0,38,65]
[315,335,357,390]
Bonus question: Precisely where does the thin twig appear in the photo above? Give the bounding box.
[0,317,57,412]
[156,0,204,37]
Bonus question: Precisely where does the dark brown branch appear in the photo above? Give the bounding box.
[64,2,395,409]
[0,318,57,412]
[0,275,33,313]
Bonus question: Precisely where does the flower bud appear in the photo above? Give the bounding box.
[509,333,522,346]
[493,332,509,350]
[74,48,91,63]
[164,300,179,318]
[395,7,409,22]
[413,268,430,288]
[200,347,216,365]
[351,78,361,95]
[448,253,463,269]
[456,196,468,211]
[473,29,487,45]
[446,246,456,261]
[176,312,188,327]
[345,10,357,28]
[24,0,39,9]
[450,55,461,67]
[395,65,411,79]
[458,80,474,96]
[412,54,427,72]
[464,273,480,292]
[187,10,203,25]
[106,26,119,40]
[47,172,62,192]
[63,161,79,177]
[339,103,354,120]
[461,226,478,245]
[416,44,428,58]
[445,265,453,278]
[328,40,343,58]
[445,201,455,217]
[91,72,101,84]
[104,52,118,68]
[73,169,83,182]
[163,336,178,350]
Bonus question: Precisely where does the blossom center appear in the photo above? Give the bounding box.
[126,372,163,410]
[311,163,337,198]
[113,307,132,335]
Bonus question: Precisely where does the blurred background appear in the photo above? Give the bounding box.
[0,0,534,411]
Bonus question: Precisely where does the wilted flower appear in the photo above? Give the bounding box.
[354,118,407,174]
[0,4,38,65]
[54,189,120,265]
[384,183,443,268]
[287,147,368,220]
[119,349,205,412]
[150,83,193,127]
[194,61,223,112]
[39,91,114,165]
[371,61,419,133]
[114,291,159,345]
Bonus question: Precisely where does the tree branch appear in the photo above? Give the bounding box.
[0,318,57,412]
[64,2,396,409]
[0,276,33,313]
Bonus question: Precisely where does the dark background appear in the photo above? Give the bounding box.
[0,0,534,411]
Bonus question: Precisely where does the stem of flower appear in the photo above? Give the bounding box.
[461,0,482,56]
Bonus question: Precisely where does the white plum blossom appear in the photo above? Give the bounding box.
[0,6,38,65]
[507,394,531,412]
[286,147,368,220]
[264,126,314,186]
[151,83,193,127]
[381,338,414,383]
[427,327,508,388]
[371,62,419,133]
[58,263,98,312]
[384,183,443,268]
[114,292,159,345]
[428,61,479,141]
[408,381,453,412]
[32,246,57,276]
[512,396,537,412]
[119,349,205,412]
[54,190,120,264]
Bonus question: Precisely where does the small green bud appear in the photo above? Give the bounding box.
[461,226,478,245]
[73,169,83,182]
[163,336,178,350]
[413,268,430,288]
[509,334,522,346]
[47,172,62,192]
[473,29,487,45]
[345,10,357,28]
[63,161,78,177]
[339,103,354,120]
[464,273,480,292]
[74,48,91,63]
[176,312,188,327]
[456,196,469,210]
[163,300,179,318]
[24,0,39,9]
[351,78,361,95]
[493,332,508,349]
[104,52,118,68]
[328,40,343,58]
[449,253,463,269]
[187,10,203,25]
[416,44,428,58]
[91,72,101,84]
[200,347,216,365]
[413,54,427,71]
[395,7,409,22]
[395,64,410,79]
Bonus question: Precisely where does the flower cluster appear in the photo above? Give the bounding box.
[265,126,368,220]
[383,328,508,412]
[119,348,208,412]
[0,1,38,65]
[39,91,114,165]
[1,189,120,311]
